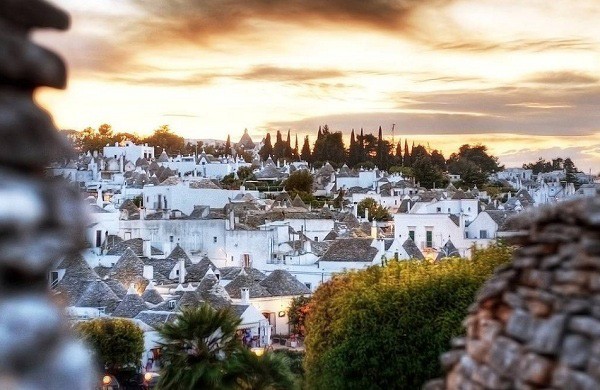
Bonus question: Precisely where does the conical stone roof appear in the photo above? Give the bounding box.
[112,285,148,318]
[197,269,231,309]
[141,281,164,305]
[166,244,192,267]
[111,247,147,290]
[75,280,121,313]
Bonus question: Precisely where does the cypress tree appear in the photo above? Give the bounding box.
[259,133,273,161]
[358,128,366,163]
[395,140,403,166]
[273,130,285,161]
[224,134,231,156]
[294,134,299,160]
[301,136,312,163]
[403,139,411,167]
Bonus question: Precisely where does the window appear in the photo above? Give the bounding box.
[448,208,451,213]
[213,236,218,243]
[426,230,433,248]
[168,300,176,309]
[436,207,441,212]
[50,271,59,289]
[242,254,251,268]
[408,230,415,241]
[95,230,102,247]
[169,235,174,243]
[314,237,319,242]
[124,231,132,240]
[98,307,106,315]
[305,282,312,290]
[480,230,488,239]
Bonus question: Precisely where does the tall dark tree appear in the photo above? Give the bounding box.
[403,139,411,167]
[293,134,299,160]
[564,157,579,184]
[273,130,286,161]
[395,140,403,166]
[258,133,273,161]
[348,129,361,168]
[430,149,447,171]
[447,144,503,187]
[225,134,231,156]
[358,128,366,163]
[312,125,346,164]
[412,156,446,189]
[375,126,392,170]
[317,126,323,140]
[301,136,312,163]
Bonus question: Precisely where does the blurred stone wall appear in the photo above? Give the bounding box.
[427,197,600,389]
[0,1,93,388]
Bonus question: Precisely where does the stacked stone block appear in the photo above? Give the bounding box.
[0,1,93,388]
[427,197,600,389]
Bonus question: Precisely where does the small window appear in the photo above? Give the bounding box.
[448,208,451,213]
[409,230,415,241]
[305,282,312,290]
[98,307,106,315]
[213,236,217,243]
[242,254,251,268]
[426,231,433,248]
[480,230,488,239]
[169,235,174,243]
[436,207,441,212]
[314,237,319,242]
[168,300,176,309]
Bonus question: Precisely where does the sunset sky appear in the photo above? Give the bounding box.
[35,0,600,171]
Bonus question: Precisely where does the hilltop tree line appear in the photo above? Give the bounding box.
[259,124,504,188]
[66,124,251,161]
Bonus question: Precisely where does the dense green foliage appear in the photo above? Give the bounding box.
[158,304,294,390]
[304,245,513,389]
[357,197,391,221]
[76,318,145,372]
[284,170,313,194]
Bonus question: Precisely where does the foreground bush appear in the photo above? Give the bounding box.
[304,245,512,389]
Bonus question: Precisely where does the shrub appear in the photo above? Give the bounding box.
[303,245,512,389]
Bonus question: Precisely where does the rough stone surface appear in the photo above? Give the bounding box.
[0,2,93,388]
[433,198,600,389]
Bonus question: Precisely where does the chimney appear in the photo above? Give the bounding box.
[143,265,154,280]
[371,219,378,239]
[353,203,358,218]
[143,240,151,257]
[365,208,369,222]
[241,287,250,304]
[228,209,235,230]
[178,258,185,284]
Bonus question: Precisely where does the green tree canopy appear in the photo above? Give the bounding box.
[304,245,512,389]
[76,318,145,372]
[412,156,447,189]
[144,124,185,156]
[357,197,391,221]
[284,170,313,194]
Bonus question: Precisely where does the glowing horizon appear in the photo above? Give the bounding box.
[35,0,600,172]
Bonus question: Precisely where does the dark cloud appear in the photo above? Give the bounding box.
[237,66,345,82]
[431,38,595,53]
[131,0,450,44]
[267,85,600,136]
[524,71,598,85]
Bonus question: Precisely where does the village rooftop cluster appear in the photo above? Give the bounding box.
[47,131,600,371]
